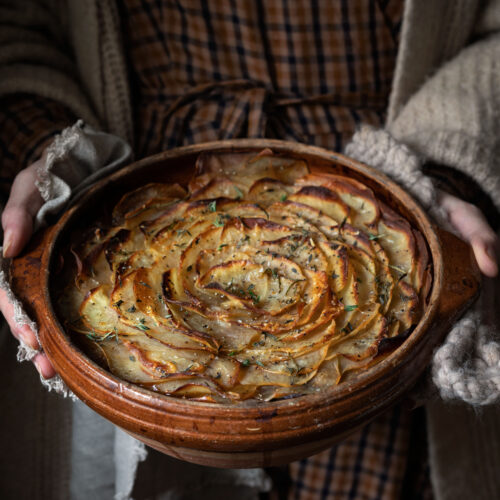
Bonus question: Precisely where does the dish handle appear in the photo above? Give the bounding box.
[433,227,481,331]
[7,227,481,352]
[9,227,56,332]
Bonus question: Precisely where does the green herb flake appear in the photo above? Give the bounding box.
[280,194,287,202]
[241,359,251,367]
[248,290,260,304]
[344,305,358,312]
[341,322,354,334]
[213,215,225,227]
[285,279,305,295]
[86,330,115,343]
[129,355,136,362]
[234,186,243,200]
[208,200,217,212]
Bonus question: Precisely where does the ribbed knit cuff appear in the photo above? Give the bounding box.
[344,126,450,227]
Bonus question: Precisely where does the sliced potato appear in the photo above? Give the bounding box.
[60,150,427,403]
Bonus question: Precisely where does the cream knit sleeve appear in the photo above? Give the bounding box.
[0,0,100,128]
[387,29,500,213]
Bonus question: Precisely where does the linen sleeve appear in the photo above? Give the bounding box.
[387,6,500,215]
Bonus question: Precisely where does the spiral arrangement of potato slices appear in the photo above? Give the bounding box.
[58,150,431,403]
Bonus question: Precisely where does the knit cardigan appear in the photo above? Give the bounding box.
[1,1,500,500]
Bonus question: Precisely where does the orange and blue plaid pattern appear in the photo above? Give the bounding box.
[120,0,403,157]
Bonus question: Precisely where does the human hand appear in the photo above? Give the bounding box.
[0,159,56,378]
[439,190,499,277]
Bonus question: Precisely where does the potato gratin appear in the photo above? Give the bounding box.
[58,150,431,403]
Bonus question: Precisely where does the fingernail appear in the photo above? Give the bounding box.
[2,229,13,257]
[33,356,43,376]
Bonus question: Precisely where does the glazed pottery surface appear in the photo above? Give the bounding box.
[10,140,480,468]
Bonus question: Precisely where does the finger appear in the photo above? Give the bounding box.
[443,198,499,277]
[2,166,44,258]
[33,352,57,379]
[0,288,40,350]
[470,235,499,278]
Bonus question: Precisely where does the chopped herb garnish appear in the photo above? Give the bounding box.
[218,243,228,251]
[241,359,250,367]
[285,279,305,295]
[341,322,354,334]
[280,194,287,202]
[129,355,136,362]
[369,233,385,240]
[208,200,217,212]
[331,272,339,280]
[234,186,243,200]
[138,281,151,288]
[344,305,358,312]
[262,331,278,341]
[136,323,150,331]
[265,268,279,280]
[86,330,116,342]
[376,278,391,306]
[248,290,260,304]
[213,215,225,227]
[255,360,265,367]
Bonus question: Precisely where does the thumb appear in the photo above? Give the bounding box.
[2,162,44,258]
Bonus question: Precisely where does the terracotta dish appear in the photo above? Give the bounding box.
[10,140,480,468]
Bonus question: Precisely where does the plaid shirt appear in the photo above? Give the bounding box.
[0,1,436,499]
[121,0,403,157]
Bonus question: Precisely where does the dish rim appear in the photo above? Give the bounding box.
[41,139,443,418]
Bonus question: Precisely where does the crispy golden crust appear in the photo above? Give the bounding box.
[58,151,430,403]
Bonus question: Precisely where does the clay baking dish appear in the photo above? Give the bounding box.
[10,139,480,468]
